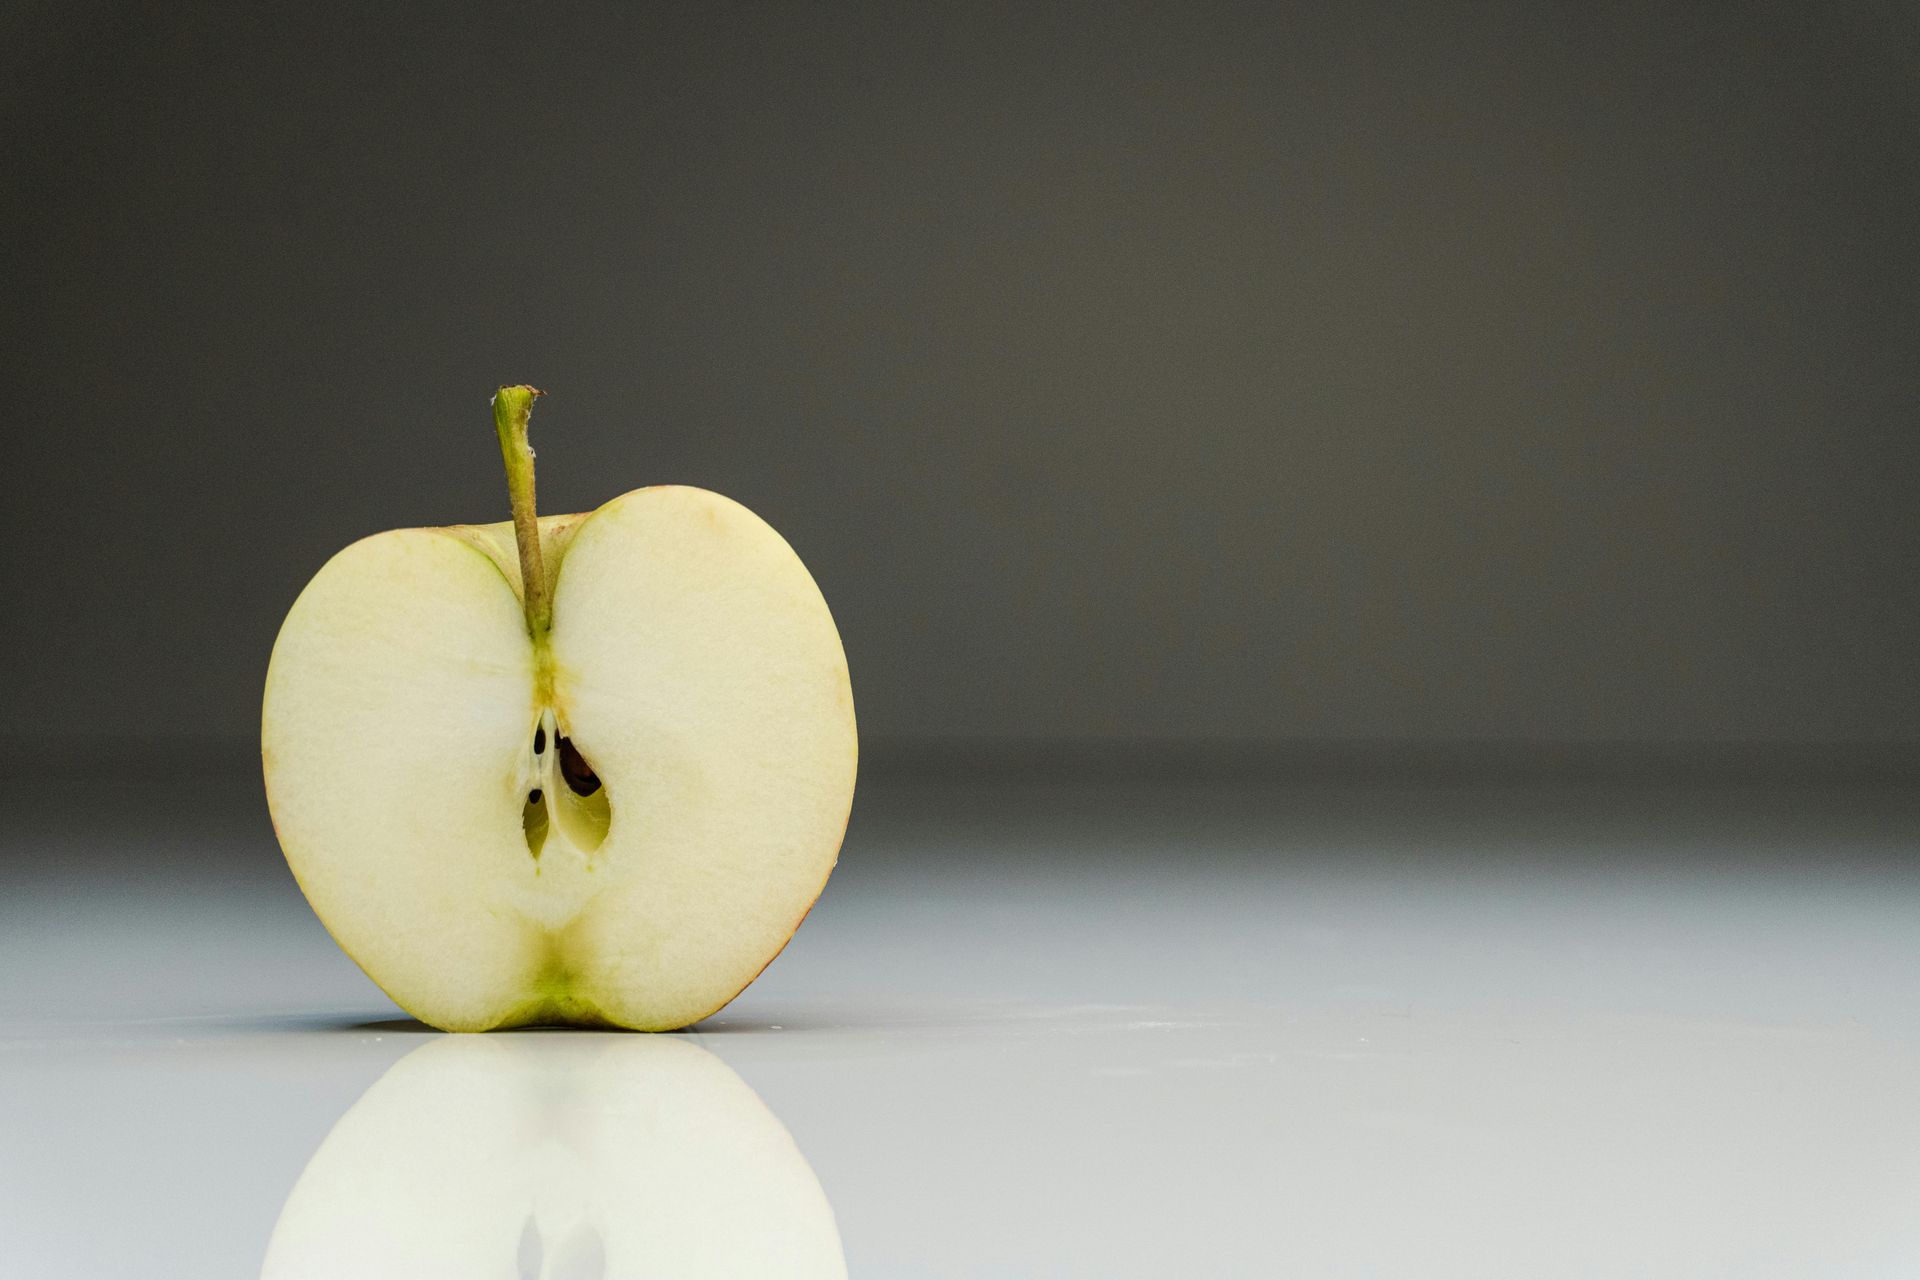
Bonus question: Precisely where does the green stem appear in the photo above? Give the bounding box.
[492,384,550,636]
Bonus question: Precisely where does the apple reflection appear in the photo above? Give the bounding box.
[262,1034,846,1279]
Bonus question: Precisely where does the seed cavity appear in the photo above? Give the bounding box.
[521,715,610,860]
[521,790,549,860]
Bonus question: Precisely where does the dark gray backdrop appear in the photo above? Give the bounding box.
[9,1,1918,749]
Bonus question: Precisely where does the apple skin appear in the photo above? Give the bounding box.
[263,485,856,1032]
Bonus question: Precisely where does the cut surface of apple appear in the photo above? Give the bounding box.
[262,389,856,1031]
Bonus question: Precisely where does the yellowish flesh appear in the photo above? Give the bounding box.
[262,486,857,1031]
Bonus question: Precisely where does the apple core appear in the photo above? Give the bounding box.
[518,707,611,862]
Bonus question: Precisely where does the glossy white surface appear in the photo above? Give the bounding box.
[3,777,1918,1276]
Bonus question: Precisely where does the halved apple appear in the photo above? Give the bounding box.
[262,387,857,1030]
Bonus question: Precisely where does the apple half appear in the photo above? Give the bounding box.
[262,387,856,1030]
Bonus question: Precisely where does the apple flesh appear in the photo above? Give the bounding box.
[263,415,856,1031]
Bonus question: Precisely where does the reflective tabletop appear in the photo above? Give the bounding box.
[4,768,1918,1276]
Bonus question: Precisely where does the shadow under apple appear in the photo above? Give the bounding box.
[261,1034,846,1278]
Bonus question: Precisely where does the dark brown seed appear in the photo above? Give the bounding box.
[533,725,546,754]
[528,789,543,804]
[557,736,602,796]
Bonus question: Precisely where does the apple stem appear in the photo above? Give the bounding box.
[492,385,551,636]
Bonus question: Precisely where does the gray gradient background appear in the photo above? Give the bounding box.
[9,0,1919,751]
